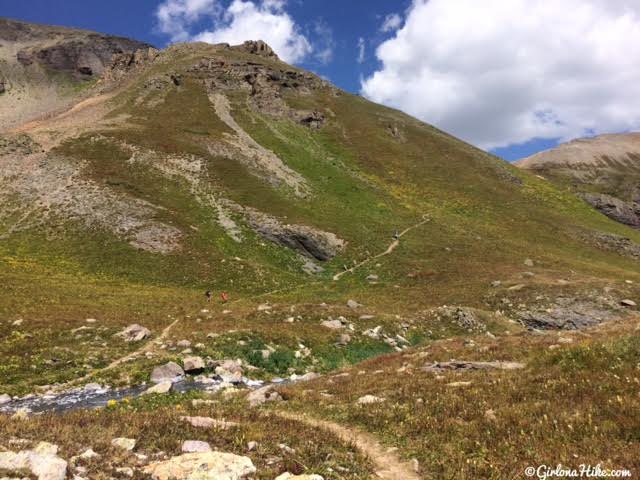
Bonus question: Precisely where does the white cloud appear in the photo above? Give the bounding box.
[156,0,220,42]
[357,37,365,64]
[312,20,334,65]
[155,0,312,63]
[362,0,640,150]
[380,13,402,33]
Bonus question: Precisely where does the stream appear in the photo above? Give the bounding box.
[0,376,276,415]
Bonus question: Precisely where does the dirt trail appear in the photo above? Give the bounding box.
[274,411,421,480]
[333,214,430,281]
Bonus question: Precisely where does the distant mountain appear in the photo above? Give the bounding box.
[516,133,640,227]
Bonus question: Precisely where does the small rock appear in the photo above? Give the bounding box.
[181,441,211,453]
[490,281,502,287]
[524,258,534,267]
[111,438,136,451]
[336,333,351,346]
[150,362,185,384]
[446,381,472,387]
[275,474,324,480]
[247,441,259,451]
[356,395,385,405]
[180,416,238,429]
[0,393,11,405]
[177,340,191,348]
[484,409,497,422]
[79,449,99,460]
[182,356,205,373]
[320,319,343,329]
[116,324,150,342]
[366,274,379,282]
[347,299,361,309]
[115,467,134,477]
[621,299,636,307]
[247,385,282,407]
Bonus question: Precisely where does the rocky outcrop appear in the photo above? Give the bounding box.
[423,360,525,371]
[518,296,622,330]
[580,192,640,228]
[244,208,345,261]
[1,17,153,80]
[582,232,640,259]
[239,40,278,59]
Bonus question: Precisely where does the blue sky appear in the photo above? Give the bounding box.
[3,0,639,161]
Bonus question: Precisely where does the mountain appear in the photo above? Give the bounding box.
[1,19,639,479]
[516,132,640,227]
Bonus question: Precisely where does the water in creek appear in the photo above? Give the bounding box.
[0,376,275,415]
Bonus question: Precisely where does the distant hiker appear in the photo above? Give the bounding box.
[221,291,229,303]
[205,290,212,302]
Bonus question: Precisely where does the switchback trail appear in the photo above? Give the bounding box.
[274,411,422,480]
[333,214,430,281]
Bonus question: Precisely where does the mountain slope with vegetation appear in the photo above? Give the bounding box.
[516,132,640,228]
[0,19,639,480]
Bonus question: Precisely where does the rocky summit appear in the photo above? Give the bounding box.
[0,16,639,480]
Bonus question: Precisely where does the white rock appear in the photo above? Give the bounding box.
[181,441,211,453]
[143,451,256,480]
[150,362,184,384]
[144,382,173,395]
[320,319,343,330]
[621,299,637,307]
[356,395,385,405]
[347,299,361,309]
[116,324,150,342]
[0,443,67,480]
[111,438,136,451]
[0,393,11,405]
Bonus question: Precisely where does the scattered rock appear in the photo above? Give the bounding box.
[621,299,637,307]
[356,395,385,405]
[115,467,134,477]
[366,274,379,282]
[144,382,173,395]
[320,319,344,329]
[423,360,525,371]
[484,409,498,422]
[150,362,185,384]
[116,324,150,342]
[0,393,11,405]
[177,340,191,348]
[247,441,258,451]
[336,333,351,346]
[347,299,361,309]
[524,258,534,267]
[247,385,283,407]
[181,441,211,453]
[446,381,472,387]
[180,416,239,430]
[215,360,244,382]
[111,438,136,452]
[490,281,502,287]
[182,356,205,373]
[143,451,256,480]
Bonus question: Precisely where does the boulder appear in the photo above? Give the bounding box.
[0,442,67,480]
[144,382,173,395]
[0,393,11,405]
[116,324,150,342]
[247,385,283,407]
[182,356,205,373]
[143,451,256,480]
[150,362,185,384]
[181,441,211,453]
